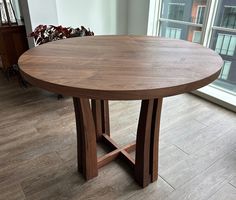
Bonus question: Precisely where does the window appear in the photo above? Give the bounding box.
[159,0,206,43]
[215,33,236,56]
[148,0,236,107]
[192,31,202,43]
[167,3,185,21]
[196,6,206,24]
[210,0,236,91]
[221,6,236,29]
[219,60,231,80]
[165,27,182,39]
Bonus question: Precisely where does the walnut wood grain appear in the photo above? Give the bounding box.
[73,98,83,172]
[1,68,236,199]
[18,36,223,100]
[91,99,110,141]
[97,134,135,169]
[73,97,98,179]
[0,24,28,71]
[135,98,163,187]
[17,35,224,188]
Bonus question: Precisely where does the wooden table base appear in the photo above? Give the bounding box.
[73,98,163,188]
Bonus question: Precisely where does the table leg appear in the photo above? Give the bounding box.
[91,100,110,141]
[73,97,98,180]
[135,98,163,187]
[73,97,162,187]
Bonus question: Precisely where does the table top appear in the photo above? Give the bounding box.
[19,35,223,100]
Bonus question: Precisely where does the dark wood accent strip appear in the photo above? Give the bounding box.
[92,100,110,141]
[102,100,110,136]
[73,97,83,172]
[73,97,98,180]
[150,98,163,182]
[135,98,163,187]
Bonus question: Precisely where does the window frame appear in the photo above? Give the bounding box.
[192,30,202,43]
[196,5,206,24]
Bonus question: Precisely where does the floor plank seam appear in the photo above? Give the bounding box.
[228,182,236,189]
[1,73,236,200]
[159,174,175,191]
[172,144,190,155]
[169,150,236,194]
[192,127,236,154]
[193,117,210,127]
[200,145,236,173]
[202,179,230,200]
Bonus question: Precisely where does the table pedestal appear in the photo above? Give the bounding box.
[73,98,163,188]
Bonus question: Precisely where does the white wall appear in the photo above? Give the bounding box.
[26,0,59,29]
[56,0,150,35]
[56,0,128,35]
[115,0,129,35]
[128,0,150,35]
[19,0,59,47]
[19,0,150,48]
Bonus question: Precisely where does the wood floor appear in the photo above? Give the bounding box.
[0,72,236,200]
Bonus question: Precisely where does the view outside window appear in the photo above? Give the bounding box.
[210,0,236,93]
[221,6,236,29]
[159,0,207,43]
[195,5,206,24]
[167,3,185,21]
[165,27,182,38]
[159,0,236,95]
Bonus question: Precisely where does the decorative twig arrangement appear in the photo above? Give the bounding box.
[29,25,94,46]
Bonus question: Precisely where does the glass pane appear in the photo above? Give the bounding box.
[168,3,185,21]
[215,34,224,53]
[215,1,236,29]
[196,6,206,24]
[192,31,202,43]
[176,29,182,39]
[222,7,236,28]
[165,27,182,39]
[210,0,236,94]
[228,35,236,55]
[161,0,207,24]
[211,32,236,93]
[219,61,231,80]
[160,21,202,43]
[221,35,230,55]
[160,0,209,43]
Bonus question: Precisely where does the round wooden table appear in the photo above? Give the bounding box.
[19,36,223,188]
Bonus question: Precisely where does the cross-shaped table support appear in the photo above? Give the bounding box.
[73,98,163,188]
